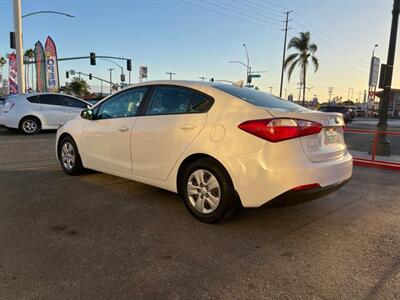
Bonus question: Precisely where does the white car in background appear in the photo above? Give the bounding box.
[0,93,91,134]
[56,80,353,223]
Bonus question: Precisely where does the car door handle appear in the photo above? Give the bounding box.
[118,126,130,132]
[179,124,198,130]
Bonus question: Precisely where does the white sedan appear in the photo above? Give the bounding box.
[56,81,353,222]
[0,93,91,134]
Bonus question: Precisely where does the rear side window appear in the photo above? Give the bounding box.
[213,84,306,111]
[27,96,41,103]
[145,86,213,115]
[189,93,213,113]
[37,95,62,106]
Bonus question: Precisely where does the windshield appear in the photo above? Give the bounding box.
[213,84,306,111]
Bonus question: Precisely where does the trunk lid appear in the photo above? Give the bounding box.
[266,108,346,162]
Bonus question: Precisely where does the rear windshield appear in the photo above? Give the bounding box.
[213,84,306,111]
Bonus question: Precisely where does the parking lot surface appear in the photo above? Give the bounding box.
[1,128,400,299]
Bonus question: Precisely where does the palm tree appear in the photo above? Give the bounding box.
[284,32,319,106]
[24,49,35,92]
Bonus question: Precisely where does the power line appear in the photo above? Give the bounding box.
[203,0,282,27]
[180,0,281,30]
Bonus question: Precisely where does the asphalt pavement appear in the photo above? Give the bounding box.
[1,128,400,299]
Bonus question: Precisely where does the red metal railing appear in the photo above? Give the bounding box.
[344,127,400,171]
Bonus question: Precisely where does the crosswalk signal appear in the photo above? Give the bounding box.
[89,73,92,80]
[127,59,132,71]
[90,52,96,65]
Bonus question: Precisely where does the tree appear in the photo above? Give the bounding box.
[284,32,319,106]
[62,77,91,98]
[24,49,35,91]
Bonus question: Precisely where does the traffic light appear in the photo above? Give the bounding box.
[247,74,252,84]
[121,74,125,82]
[10,32,16,49]
[66,71,69,79]
[127,59,132,71]
[89,73,92,80]
[90,52,96,65]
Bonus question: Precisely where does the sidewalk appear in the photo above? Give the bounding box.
[348,118,400,130]
[350,150,400,164]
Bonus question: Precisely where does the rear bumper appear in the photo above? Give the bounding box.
[222,144,353,208]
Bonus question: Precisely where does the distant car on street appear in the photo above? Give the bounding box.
[56,80,353,223]
[318,106,353,123]
[0,93,91,134]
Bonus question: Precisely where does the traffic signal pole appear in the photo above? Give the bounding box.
[374,0,400,156]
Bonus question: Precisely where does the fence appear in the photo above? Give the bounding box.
[344,127,400,170]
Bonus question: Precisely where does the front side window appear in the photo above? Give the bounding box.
[145,86,213,115]
[97,87,148,119]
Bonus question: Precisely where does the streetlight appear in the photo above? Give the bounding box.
[12,0,75,94]
[100,58,124,86]
[229,43,252,86]
[372,44,379,58]
[22,11,75,19]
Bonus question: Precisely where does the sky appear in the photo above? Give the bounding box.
[0,0,397,102]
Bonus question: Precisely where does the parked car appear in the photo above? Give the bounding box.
[318,106,353,123]
[0,93,91,134]
[56,81,353,223]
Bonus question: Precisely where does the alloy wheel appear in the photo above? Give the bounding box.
[61,142,76,170]
[187,169,221,214]
[22,119,38,134]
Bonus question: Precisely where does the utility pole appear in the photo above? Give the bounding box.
[199,76,207,82]
[348,87,354,100]
[297,82,302,101]
[373,0,399,156]
[328,87,335,103]
[268,86,274,94]
[279,10,292,98]
[13,0,25,94]
[166,72,176,80]
[108,68,114,92]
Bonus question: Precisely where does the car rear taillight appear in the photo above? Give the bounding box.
[3,101,15,113]
[238,118,322,142]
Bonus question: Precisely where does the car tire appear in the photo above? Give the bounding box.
[19,116,40,135]
[180,158,238,223]
[58,136,85,176]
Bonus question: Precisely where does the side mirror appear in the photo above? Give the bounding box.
[81,109,94,120]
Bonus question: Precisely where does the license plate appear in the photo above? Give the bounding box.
[325,128,340,145]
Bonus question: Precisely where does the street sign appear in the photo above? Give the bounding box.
[250,74,261,78]
[140,66,148,79]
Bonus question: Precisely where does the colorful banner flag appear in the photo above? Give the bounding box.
[44,36,60,93]
[8,53,18,95]
[34,41,46,93]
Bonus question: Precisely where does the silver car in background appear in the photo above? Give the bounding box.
[0,93,91,134]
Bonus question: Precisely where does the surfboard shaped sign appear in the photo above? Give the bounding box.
[44,36,60,93]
